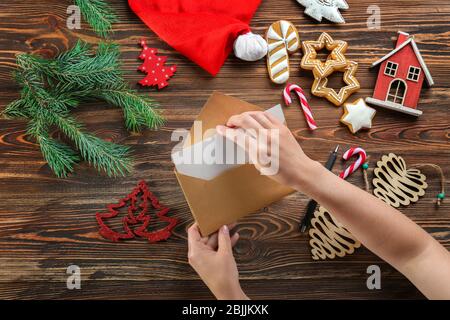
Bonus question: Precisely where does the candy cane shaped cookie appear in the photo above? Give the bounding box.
[266,20,300,84]
[339,147,367,179]
[283,83,317,130]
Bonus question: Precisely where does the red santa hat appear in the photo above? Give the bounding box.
[128,0,267,76]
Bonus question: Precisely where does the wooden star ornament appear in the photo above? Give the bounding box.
[312,60,360,106]
[296,0,349,24]
[340,98,377,134]
[301,32,348,78]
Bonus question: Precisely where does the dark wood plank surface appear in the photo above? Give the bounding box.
[0,0,448,300]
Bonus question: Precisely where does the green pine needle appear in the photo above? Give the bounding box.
[3,99,29,119]
[26,113,80,178]
[39,136,80,178]
[51,112,132,176]
[75,0,118,38]
[2,41,163,178]
[56,43,123,88]
[100,87,165,132]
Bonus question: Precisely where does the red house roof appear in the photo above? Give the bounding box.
[371,32,434,86]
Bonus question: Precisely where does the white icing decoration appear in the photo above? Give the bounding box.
[272,61,288,76]
[280,20,290,38]
[267,27,282,41]
[274,72,289,84]
[268,40,284,52]
[341,99,376,133]
[269,48,287,64]
[296,0,348,24]
[286,37,299,51]
[286,32,297,43]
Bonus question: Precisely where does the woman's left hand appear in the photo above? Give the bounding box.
[187,223,248,300]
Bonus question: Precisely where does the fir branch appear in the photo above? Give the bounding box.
[24,94,81,178]
[56,42,123,88]
[57,40,92,64]
[75,0,118,38]
[50,112,132,177]
[4,41,162,178]
[11,67,130,177]
[99,87,164,132]
[17,41,124,90]
[27,113,79,178]
[2,99,29,119]
[38,135,80,178]
[26,108,49,137]
[16,41,91,80]
[17,71,78,115]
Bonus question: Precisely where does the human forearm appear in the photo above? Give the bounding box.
[293,159,450,299]
[293,159,437,271]
[218,112,434,265]
[218,111,450,299]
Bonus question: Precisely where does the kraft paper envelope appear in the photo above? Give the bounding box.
[173,91,294,236]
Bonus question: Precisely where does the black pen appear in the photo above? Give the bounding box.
[299,145,339,233]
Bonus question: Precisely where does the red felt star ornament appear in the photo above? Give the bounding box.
[138,39,177,89]
[96,180,178,243]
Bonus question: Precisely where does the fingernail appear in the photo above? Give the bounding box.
[222,225,229,234]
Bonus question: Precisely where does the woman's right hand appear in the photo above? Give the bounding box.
[216,111,318,191]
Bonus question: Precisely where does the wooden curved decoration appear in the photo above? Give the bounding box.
[309,206,361,260]
[372,153,428,208]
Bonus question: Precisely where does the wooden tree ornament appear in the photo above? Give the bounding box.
[309,206,361,260]
[372,153,428,208]
[138,40,177,89]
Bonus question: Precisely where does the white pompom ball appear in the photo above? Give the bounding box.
[233,32,268,62]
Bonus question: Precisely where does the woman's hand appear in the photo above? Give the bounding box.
[216,111,317,191]
[187,223,248,300]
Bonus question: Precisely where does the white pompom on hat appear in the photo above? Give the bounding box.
[233,32,268,61]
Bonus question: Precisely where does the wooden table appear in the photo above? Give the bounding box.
[0,0,448,300]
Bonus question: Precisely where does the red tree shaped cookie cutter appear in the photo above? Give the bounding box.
[138,39,177,89]
[96,181,178,242]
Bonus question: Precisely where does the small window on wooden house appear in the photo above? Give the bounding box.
[407,66,421,82]
[384,61,398,77]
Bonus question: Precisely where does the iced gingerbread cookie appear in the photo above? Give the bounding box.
[301,32,348,78]
[311,60,360,106]
[340,98,376,134]
[266,20,300,84]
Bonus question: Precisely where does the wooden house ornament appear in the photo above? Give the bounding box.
[366,31,434,116]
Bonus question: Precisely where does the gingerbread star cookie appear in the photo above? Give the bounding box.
[311,60,360,106]
[340,98,376,134]
[301,32,348,78]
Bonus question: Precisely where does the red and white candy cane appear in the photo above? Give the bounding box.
[283,83,317,130]
[339,147,367,180]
